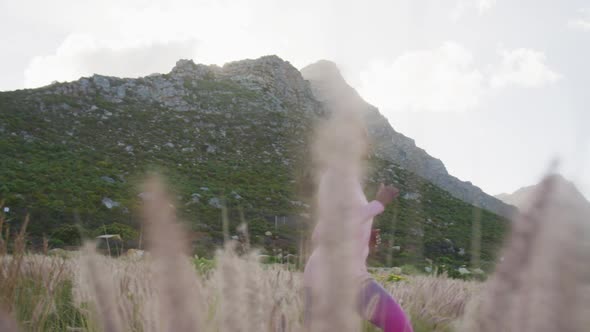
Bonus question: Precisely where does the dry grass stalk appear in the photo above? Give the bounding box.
[308,110,368,332]
[0,206,20,332]
[0,211,76,331]
[0,214,29,312]
[42,234,49,256]
[461,174,590,332]
[80,243,124,332]
[9,248,483,332]
[141,175,204,332]
[217,242,246,331]
[384,275,479,328]
[0,206,6,257]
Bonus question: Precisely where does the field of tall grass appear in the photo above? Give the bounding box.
[0,245,477,331]
[0,176,479,332]
[1,171,589,332]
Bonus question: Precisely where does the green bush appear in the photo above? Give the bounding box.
[193,256,216,275]
[400,264,424,276]
[50,225,83,246]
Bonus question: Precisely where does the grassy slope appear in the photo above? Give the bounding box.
[0,75,509,269]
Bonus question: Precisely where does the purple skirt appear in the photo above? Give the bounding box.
[304,279,413,332]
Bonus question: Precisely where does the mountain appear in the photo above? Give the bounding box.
[496,187,537,209]
[0,55,509,269]
[301,60,516,219]
[496,174,585,209]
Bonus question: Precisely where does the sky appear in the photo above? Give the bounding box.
[1,0,589,198]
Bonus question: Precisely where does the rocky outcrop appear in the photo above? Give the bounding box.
[49,56,320,115]
[301,60,516,218]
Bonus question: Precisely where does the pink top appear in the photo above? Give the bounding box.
[303,170,385,289]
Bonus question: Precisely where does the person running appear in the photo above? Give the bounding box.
[303,177,413,332]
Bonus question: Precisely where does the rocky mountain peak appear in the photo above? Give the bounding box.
[301,60,516,218]
[170,59,217,79]
[300,60,345,83]
[301,60,363,108]
[172,58,198,72]
[219,55,315,108]
[496,174,586,210]
[47,55,319,113]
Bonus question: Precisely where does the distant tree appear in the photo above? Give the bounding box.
[50,224,82,246]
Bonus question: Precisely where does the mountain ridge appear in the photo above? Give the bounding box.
[301,59,516,218]
[496,174,586,209]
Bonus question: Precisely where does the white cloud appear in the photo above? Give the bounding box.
[490,48,561,89]
[22,0,260,88]
[451,0,496,20]
[477,0,497,14]
[358,42,484,112]
[24,34,198,88]
[358,44,561,112]
[568,8,590,31]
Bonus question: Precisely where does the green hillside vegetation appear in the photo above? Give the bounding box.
[0,62,509,273]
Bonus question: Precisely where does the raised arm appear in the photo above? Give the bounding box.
[360,184,399,223]
[360,200,385,222]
